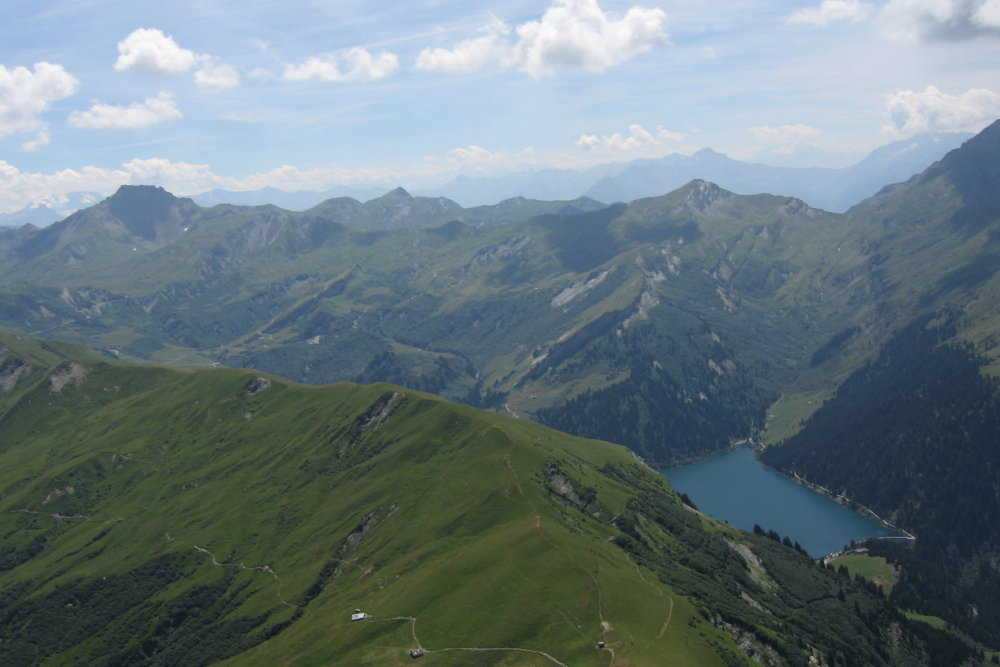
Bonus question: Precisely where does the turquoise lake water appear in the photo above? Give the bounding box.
[661,447,894,557]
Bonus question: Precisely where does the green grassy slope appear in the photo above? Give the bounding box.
[0,332,945,665]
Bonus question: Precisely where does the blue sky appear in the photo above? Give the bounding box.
[1,0,999,211]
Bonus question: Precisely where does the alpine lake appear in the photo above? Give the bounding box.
[661,446,896,557]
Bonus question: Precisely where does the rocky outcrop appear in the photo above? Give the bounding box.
[245,376,271,396]
[49,362,89,393]
[0,349,31,394]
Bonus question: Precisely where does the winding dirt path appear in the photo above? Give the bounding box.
[192,544,300,609]
[657,597,675,639]
[374,615,567,665]
[424,647,568,665]
[504,455,525,497]
[10,508,88,521]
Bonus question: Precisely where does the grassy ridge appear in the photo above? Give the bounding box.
[0,332,732,665]
[0,331,946,665]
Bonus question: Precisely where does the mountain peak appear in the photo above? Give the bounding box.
[104,185,184,241]
[107,184,177,204]
[922,118,1000,228]
[383,186,412,200]
[692,147,727,159]
[679,179,730,211]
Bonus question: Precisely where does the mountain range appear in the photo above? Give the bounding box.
[581,132,972,212]
[0,132,969,229]
[1,119,1000,656]
[0,192,102,229]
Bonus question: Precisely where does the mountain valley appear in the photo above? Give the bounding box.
[2,119,1000,664]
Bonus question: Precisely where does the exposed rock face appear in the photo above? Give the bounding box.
[684,179,729,212]
[470,235,531,266]
[551,268,612,308]
[0,348,31,394]
[359,391,402,430]
[710,614,787,666]
[726,539,775,590]
[49,362,89,393]
[245,376,271,396]
[544,463,591,509]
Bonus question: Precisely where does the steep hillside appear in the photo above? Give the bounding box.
[758,121,1000,646]
[0,331,961,666]
[0,178,851,465]
[762,314,1000,647]
[0,124,997,472]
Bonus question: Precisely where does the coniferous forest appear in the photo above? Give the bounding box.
[763,312,1000,645]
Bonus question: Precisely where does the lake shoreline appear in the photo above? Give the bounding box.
[661,446,898,558]
[753,450,916,547]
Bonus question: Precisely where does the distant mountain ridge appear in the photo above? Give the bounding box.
[0,132,968,227]
[0,192,102,228]
[583,132,972,211]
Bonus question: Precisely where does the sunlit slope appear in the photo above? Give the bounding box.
[0,332,934,665]
[0,333,730,665]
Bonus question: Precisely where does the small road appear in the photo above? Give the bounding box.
[424,647,569,666]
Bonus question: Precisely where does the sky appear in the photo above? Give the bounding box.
[1,0,999,212]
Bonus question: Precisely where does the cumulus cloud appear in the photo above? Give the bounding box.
[436,144,541,172]
[416,0,668,79]
[68,92,182,130]
[114,28,198,74]
[0,62,78,147]
[283,48,400,82]
[977,0,1000,26]
[0,157,402,214]
[0,160,130,213]
[883,85,1000,136]
[577,123,685,151]
[416,17,512,73]
[194,60,240,91]
[748,124,823,154]
[788,0,874,25]
[881,0,1000,40]
[114,28,240,91]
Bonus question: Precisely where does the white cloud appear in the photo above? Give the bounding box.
[194,60,240,91]
[0,157,402,214]
[881,0,1000,40]
[883,85,1000,136]
[114,28,198,74]
[120,157,217,191]
[577,123,685,151]
[788,0,874,26]
[748,124,823,154]
[0,62,78,146]
[114,28,241,91]
[976,0,1000,26]
[22,129,51,151]
[283,48,399,83]
[416,17,511,73]
[0,160,129,213]
[68,92,182,130]
[416,0,668,79]
[436,144,541,173]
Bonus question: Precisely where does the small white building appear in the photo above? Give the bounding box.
[351,609,369,622]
